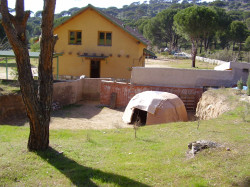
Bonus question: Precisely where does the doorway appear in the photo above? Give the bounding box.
[130,108,147,126]
[90,60,100,78]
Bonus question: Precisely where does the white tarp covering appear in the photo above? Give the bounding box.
[122,91,188,124]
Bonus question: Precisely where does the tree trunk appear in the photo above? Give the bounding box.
[199,40,203,54]
[204,37,209,52]
[28,120,49,150]
[0,0,57,151]
[191,39,197,68]
[172,34,179,52]
[239,42,242,53]
[237,42,242,62]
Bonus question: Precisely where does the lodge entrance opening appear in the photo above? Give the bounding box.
[131,108,147,126]
[90,60,100,78]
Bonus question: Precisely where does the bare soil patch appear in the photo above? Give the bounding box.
[50,101,130,130]
[5,101,131,130]
[196,88,250,120]
[4,100,196,129]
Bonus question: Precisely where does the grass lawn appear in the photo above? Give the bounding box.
[0,98,249,186]
[0,58,38,80]
[0,79,20,95]
[167,59,217,69]
[145,56,217,70]
[0,58,39,67]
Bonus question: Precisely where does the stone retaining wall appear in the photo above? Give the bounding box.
[100,81,203,110]
[0,78,111,122]
[0,94,26,122]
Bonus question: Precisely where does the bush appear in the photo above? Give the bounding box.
[245,36,250,51]
[208,49,237,62]
[10,67,18,80]
[247,74,250,96]
[199,53,206,57]
[30,42,40,52]
[161,51,170,56]
[237,78,243,90]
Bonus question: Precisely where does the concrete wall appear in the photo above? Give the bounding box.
[196,56,227,65]
[53,79,84,105]
[183,53,228,65]
[230,62,250,84]
[100,81,203,109]
[131,62,250,88]
[53,78,111,105]
[81,78,111,100]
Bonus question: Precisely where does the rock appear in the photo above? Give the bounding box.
[196,90,230,120]
[52,102,61,111]
[188,140,220,156]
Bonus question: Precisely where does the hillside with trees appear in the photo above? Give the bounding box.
[0,0,249,62]
[1,0,248,39]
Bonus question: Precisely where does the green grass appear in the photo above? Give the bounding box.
[0,59,16,68]
[0,99,249,186]
[146,55,217,70]
[0,58,38,67]
[0,80,20,95]
[167,59,216,69]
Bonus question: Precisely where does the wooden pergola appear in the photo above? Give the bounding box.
[0,51,63,80]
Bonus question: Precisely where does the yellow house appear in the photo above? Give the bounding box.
[53,4,149,79]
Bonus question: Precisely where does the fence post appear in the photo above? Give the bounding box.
[5,57,8,80]
[57,56,59,80]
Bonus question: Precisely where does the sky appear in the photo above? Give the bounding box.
[7,0,215,15]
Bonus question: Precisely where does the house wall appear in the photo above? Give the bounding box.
[131,62,250,88]
[53,8,146,79]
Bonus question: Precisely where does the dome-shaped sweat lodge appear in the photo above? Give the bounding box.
[122,91,188,125]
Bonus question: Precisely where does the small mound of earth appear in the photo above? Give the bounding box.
[196,90,230,120]
[196,88,250,120]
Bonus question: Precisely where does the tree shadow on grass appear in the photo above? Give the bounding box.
[37,147,150,187]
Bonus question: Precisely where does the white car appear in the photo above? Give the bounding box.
[164,47,169,52]
[173,52,188,58]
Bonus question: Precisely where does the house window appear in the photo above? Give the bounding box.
[69,31,82,45]
[98,31,112,46]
